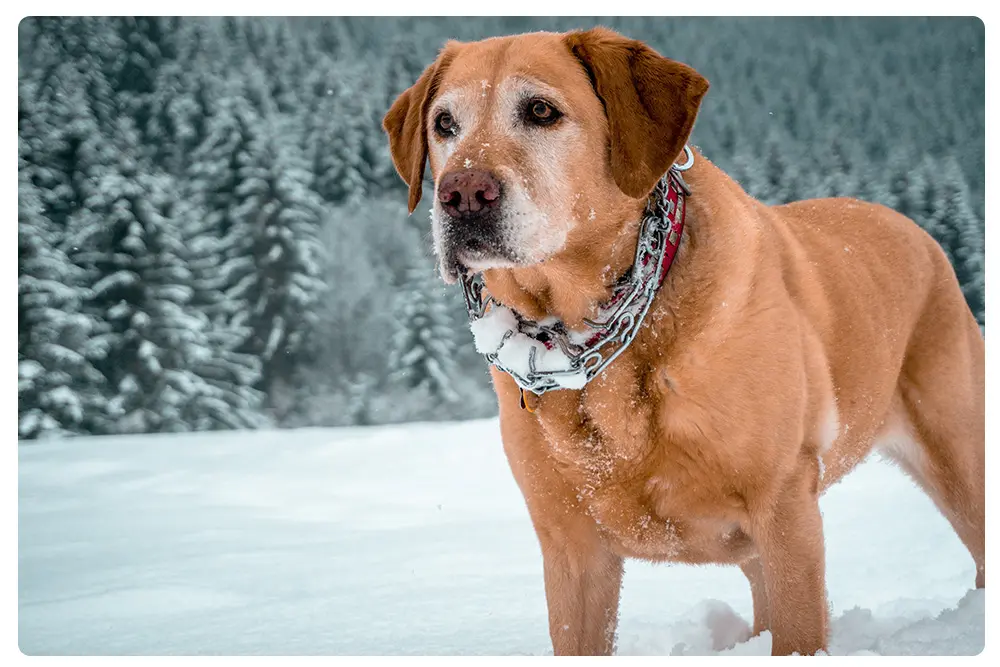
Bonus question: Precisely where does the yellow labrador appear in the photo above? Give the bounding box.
[383,27,985,656]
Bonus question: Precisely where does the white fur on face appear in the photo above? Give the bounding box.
[427,75,585,279]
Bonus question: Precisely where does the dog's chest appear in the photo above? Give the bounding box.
[536,390,751,564]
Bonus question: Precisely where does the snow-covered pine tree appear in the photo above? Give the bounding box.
[309,71,369,205]
[255,19,305,115]
[23,18,122,137]
[241,61,279,118]
[812,135,862,199]
[185,92,258,322]
[932,158,985,324]
[146,55,207,175]
[758,132,800,205]
[865,147,913,212]
[301,51,338,162]
[893,155,933,228]
[180,92,271,429]
[228,116,327,398]
[27,61,115,235]
[18,137,108,438]
[359,94,398,195]
[343,372,377,425]
[19,57,121,437]
[110,18,176,139]
[113,17,216,175]
[171,194,270,431]
[69,134,231,433]
[898,156,958,266]
[725,153,768,203]
[383,33,429,110]
[23,17,116,66]
[388,253,460,404]
[312,18,354,56]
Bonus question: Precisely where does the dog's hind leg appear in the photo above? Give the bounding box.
[879,283,985,588]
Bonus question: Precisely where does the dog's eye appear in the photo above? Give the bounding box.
[434,111,457,137]
[526,99,561,126]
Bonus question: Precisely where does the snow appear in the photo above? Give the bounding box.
[18,419,983,656]
[19,360,43,380]
[469,307,589,390]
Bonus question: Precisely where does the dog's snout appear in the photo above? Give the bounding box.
[438,169,501,219]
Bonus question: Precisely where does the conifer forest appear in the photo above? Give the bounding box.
[17,17,985,439]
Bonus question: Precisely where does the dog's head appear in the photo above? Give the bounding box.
[384,28,709,284]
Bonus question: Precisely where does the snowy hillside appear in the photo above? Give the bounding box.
[19,419,983,655]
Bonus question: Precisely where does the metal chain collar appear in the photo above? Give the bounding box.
[461,145,694,396]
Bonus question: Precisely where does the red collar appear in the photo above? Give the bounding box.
[578,165,688,348]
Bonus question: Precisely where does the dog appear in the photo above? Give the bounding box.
[382,27,985,656]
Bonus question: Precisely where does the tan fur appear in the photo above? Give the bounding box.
[384,27,985,656]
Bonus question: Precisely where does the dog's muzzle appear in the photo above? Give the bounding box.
[437,168,515,280]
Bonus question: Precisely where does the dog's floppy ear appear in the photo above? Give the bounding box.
[564,27,709,199]
[383,43,457,213]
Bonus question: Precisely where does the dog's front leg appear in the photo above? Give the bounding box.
[538,525,623,655]
[747,461,828,656]
[739,556,771,637]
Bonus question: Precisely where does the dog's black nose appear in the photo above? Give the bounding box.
[438,169,501,219]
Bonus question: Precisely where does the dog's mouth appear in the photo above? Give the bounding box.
[438,217,520,283]
[440,240,519,284]
[440,248,492,281]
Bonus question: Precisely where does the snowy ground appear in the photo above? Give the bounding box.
[18,418,984,656]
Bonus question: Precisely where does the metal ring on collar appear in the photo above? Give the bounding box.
[673,144,695,172]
